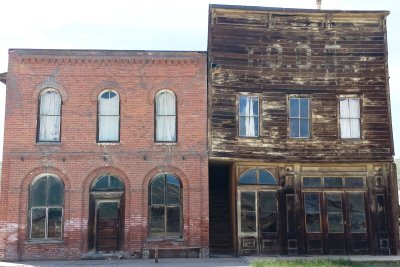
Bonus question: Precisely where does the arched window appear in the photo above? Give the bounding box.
[238,168,277,185]
[91,175,124,192]
[29,175,64,240]
[98,90,120,142]
[38,89,61,142]
[149,174,182,237]
[155,90,176,142]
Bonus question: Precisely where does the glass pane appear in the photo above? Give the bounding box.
[286,195,295,233]
[345,177,364,187]
[350,118,360,138]
[253,118,259,137]
[299,119,309,137]
[303,177,322,187]
[259,170,277,185]
[289,98,299,117]
[240,192,256,233]
[166,175,180,205]
[31,177,47,206]
[324,177,343,187]
[110,176,124,190]
[238,169,257,184]
[259,191,276,212]
[150,206,165,236]
[328,213,344,233]
[241,211,256,233]
[252,97,259,116]
[300,98,309,118]
[239,96,248,115]
[260,212,277,233]
[304,193,320,213]
[98,202,118,219]
[306,213,321,233]
[290,118,299,137]
[93,176,109,191]
[166,206,181,235]
[48,208,62,238]
[48,177,63,205]
[348,193,366,233]
[239,116,247,136]
[151,175,165,205]
[31,208,46,238]
[326,193,342,213]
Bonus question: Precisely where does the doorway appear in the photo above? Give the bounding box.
[89,175,125,253]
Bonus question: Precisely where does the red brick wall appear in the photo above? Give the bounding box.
[0,50,208,260]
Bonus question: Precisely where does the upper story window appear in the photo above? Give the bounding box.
[239,95,259,137]
[38,90,61,142]
[155,90,176,142]
[238,168,277,185]
[339,97,360,139]
[149,174,182,238]
[98,90,120,142]
[29,175,64,240]
[289,97,310,138]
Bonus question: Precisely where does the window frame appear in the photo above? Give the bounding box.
[148,173,182,239]
[288,96,311,139]
[36,89,62,143]
[338,96,361,139]
[97,89,120,143]
[238,94,260,138]
[154,89,177,143]
[28,175,64,241]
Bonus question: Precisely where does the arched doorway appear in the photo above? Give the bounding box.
[88,175,124,252]
[237,168,280,255]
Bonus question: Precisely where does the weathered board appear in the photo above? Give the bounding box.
[208,5,393,162]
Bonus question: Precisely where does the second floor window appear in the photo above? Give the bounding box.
[289,97,310,138]
[38,90,61,142]
[155,90,176,142]
[339,98,360,139]
[98,90,120,142]
[239,95,259,137]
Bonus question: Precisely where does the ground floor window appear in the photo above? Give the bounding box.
[149,174,182,238]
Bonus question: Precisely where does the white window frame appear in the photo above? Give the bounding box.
[38,89,61,142]
[97,89,120,142]
[289,97,310,138]
[155,90,177,142]
[339,97,361,139]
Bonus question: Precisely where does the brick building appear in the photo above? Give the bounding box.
[0,50,208,260]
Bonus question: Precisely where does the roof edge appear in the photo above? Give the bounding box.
[0,72,6,85]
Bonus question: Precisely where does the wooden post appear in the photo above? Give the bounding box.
[154,248,158,263]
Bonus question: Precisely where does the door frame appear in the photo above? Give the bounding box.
[90,191,123,252]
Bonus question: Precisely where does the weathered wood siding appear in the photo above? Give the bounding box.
[208,6,393,162]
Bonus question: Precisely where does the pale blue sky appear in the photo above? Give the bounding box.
[0,0,398,159]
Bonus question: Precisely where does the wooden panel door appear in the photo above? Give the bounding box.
[324,192,346,254]
[96,201,120,252]
[238,190,279,255]
[345,192,369,254]
[303,192,323,254]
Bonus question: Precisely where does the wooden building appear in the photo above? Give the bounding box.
[207,5,399,256]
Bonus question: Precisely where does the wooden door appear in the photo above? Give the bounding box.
[238,190,279,255]
[303,192,323,254]
[96,201,120,252]
[345,192,369,254]
[324,192,346,254]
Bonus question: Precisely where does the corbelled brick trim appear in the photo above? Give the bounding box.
[83,165,131,190]
[142,165,189,190]
[32,76,68,103]
[91,80,127,103]
[20,166,70,189]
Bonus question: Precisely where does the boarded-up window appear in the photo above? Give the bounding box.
[289,97,310,138]
[38,90,61,142]
[155,90,176,142]
[339,98,360,139]
[29,175,64,240]
[239,95,259,137]
[149,174,182,237]
[98,90,120,142]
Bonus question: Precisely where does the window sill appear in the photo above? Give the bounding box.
[155,142,177,146]
[146,237,184,242]
[97,142,121,146]
[37,142,61,146]
[25,239,64,245]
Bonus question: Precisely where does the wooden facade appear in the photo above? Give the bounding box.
[208,5,398,256]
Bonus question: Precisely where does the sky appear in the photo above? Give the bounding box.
[0,0,399,159]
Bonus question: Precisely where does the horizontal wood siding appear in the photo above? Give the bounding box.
[208,7,392,162]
